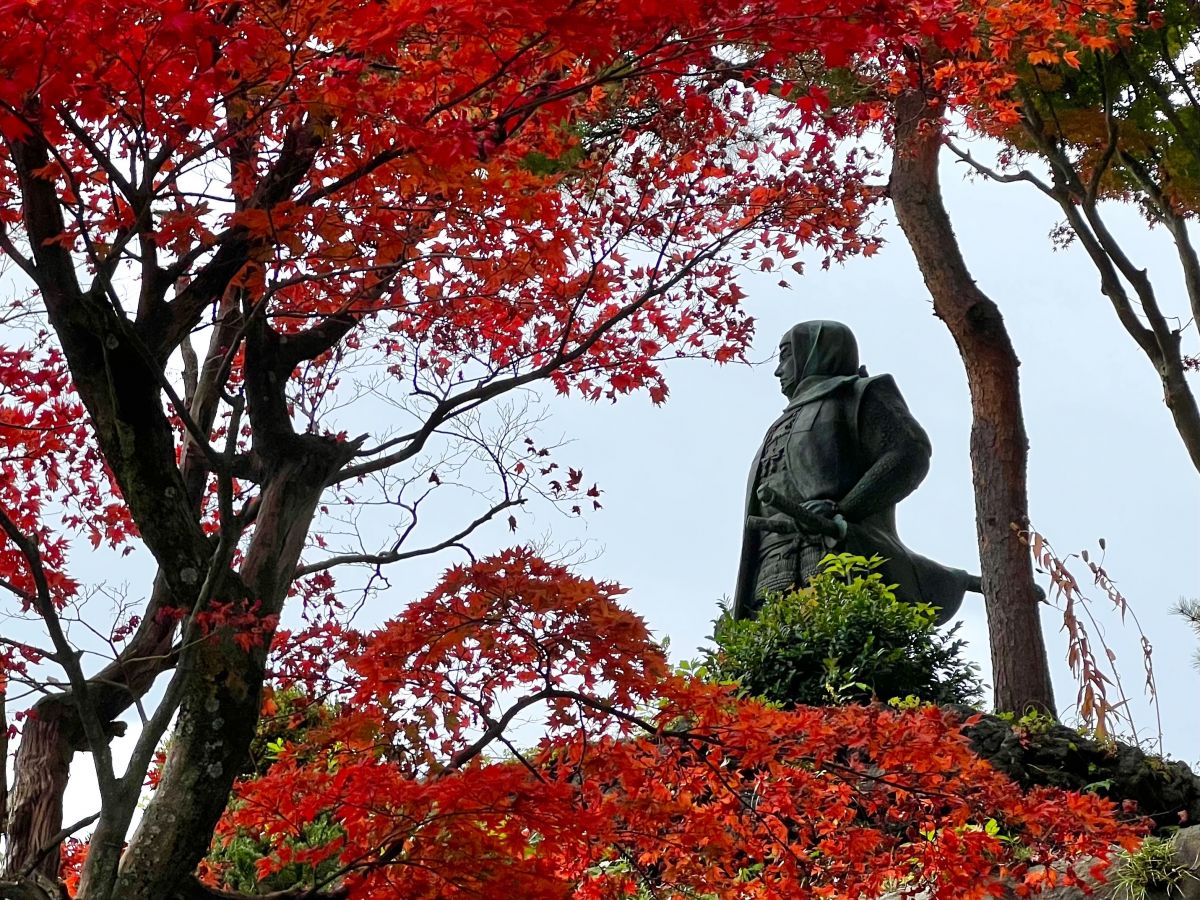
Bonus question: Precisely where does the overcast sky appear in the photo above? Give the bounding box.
[281,144,1200,759]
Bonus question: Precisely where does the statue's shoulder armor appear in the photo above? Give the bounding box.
[848,374,895,444]
[853,373,902,404]
[852,374,931,454]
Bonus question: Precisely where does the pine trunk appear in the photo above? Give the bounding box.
[890,88,1056,715]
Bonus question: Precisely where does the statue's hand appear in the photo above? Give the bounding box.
[753,485,843,540]
[798,498,847,542]
[756,484,782,507]
[801,498,838,518]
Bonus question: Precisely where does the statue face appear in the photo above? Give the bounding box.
[773,321,860,400]
[774,337,799,399]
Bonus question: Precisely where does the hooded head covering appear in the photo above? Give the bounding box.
[778,320,864,407]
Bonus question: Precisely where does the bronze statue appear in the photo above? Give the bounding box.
[733,320,981,624]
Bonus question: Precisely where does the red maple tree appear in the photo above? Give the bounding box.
[196,551,1140,899]
[0,0,1150,897]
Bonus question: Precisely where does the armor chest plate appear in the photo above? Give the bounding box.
[758,414,794,480]
[756,389,863,505]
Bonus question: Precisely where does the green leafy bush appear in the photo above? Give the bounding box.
[205,688,347,893]
[204,815,346,895]
[705,554,982,707]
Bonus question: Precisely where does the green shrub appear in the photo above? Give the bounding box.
[1112,836,1198,900]
[205,689,347,893]
[705,554,982,707]
[205,815,345,895]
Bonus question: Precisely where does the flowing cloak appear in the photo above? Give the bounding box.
[731,372,973,625]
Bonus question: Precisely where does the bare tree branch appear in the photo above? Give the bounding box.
[0,510,115,791]
[333,227,747,486]
[294,497,524,578]
[19,814,100,879]
[943,139,1054,196]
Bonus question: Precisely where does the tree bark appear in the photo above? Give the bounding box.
[890,88,1056,715]
[1,680,8,850]
[2,122,245,887]
[100,436,357,900]
[1,710,72,881]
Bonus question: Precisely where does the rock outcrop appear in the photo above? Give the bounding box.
[878,825,1200,899]
[949,706,1200,833]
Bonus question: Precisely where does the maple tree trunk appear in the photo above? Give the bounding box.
[2,588,180,881]
[890,88,1055,715]
[2,125,252,896]
[4,104,358,898]
[101,443,351,900]
[0,683,6,848]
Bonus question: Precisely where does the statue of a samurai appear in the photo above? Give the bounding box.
[733,320,981,625]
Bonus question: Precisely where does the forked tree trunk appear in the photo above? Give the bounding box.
[2,602,179,883]
[890,88,1056,715]
[92,437,356,900]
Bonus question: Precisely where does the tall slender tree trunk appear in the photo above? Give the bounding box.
[890,88,1055,715]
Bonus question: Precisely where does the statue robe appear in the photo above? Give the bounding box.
[732,373,973,625]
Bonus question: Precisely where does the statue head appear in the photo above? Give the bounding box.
[774,320,860,399]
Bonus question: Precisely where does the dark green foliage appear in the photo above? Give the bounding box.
[205,815,345,895]
[1174,598,1200,670]
[205,688,347,894]
[705,554,982,707]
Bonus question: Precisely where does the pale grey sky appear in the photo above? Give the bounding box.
[289,144,1200,757]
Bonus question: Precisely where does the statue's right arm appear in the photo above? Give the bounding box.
[837,380,931,521]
